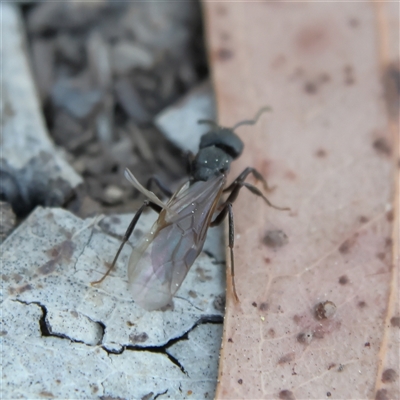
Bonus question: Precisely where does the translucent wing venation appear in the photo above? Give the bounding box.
[127,174,226,311]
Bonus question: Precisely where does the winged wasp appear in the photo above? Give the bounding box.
[92,107,288,310]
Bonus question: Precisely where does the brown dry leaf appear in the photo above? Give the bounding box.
[203,2,399,399]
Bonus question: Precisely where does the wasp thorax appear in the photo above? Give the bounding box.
[193,146,233,181]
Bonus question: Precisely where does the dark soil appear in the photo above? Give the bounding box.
[22,1,209,217]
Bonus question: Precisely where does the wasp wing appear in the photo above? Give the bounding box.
[127,174,226,311]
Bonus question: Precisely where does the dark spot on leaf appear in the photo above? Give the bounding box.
[228,338,233,343]
[327,363,336,370]
[297,331,313,345]
[126,321,135,327]
[0,330,7,336]
[365,342,370,347]
[129,332,149,344]
[259,302,269,311]
[382,368,397,383]
[278,352,295,364]
[390,316,400,327]
[359,215,369,223]
[385,238,393,248]
[338,364,344,372]
[213,294,225,312]
[304,81,318,94]
[348,18,359,28]
[376,252,386,261]
[315,148,327,158]
[188,290,197,298]
[373,137,392,156]
[263,230,288,248]
[279,389,296,400]
[70,310,78,318]
[358,301,367,308]
[319,73,330,83]
[268,328,276,338]
[216,48,233,61]
[293,315,302,324]
[252,302,257,307]
[327,392,331,397]
[237,379,243,385]
[375,389,389,400]
[314,301,336,320]
[339,275,349,285]
[386,210,394,222]
[2,274,9,281]
[339,236,357,253]
[264,257,271,263]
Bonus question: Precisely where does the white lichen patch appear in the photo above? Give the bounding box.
[1,207,225,399]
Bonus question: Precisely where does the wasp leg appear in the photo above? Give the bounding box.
[146,176,173,197]
[210,203,239,302]
[241,183,289,210]
[91,200,161,285]
[227,203,239,302]
[222,171,289,211]
[223,167,274,193]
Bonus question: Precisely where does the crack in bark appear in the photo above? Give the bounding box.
[153,389,168,399]
[13,300,222,381]
[13,299,105,346]
[102,316,223,376]
[71,223,97,273]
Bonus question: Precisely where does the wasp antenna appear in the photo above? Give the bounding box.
[231,106,272,131]
[124,168,167,209]
[197,119,220,129]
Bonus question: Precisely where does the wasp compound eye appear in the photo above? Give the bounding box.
[193,147,233,181]
[199,129,244,159]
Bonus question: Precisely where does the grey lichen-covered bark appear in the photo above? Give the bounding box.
[1,207,225,399]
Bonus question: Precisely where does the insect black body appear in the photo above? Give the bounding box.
[92,107,288,311]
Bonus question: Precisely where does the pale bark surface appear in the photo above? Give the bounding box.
[203,2,399,399]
